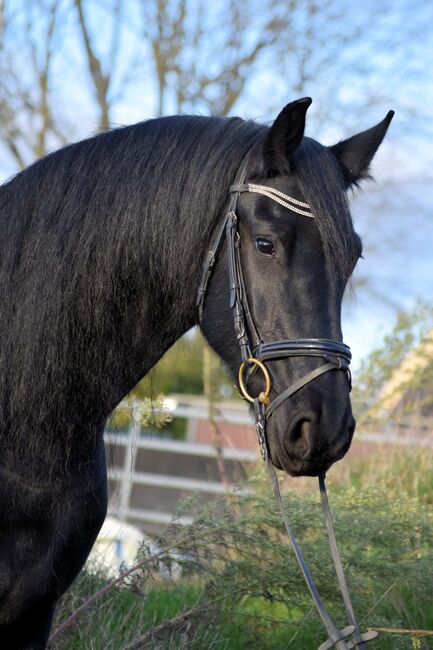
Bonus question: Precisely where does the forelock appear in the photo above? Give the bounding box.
[291,137,358,281]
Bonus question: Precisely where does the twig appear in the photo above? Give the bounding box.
[121,585,254,650]
[361,580,397,622]
[48,521,236,644]
[48,549,167,644]
[368,626,433,637]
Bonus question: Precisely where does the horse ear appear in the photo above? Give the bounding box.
[330,110,395,185]
[249,97,312,177]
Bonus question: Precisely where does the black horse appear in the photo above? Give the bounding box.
[0,98,392,648]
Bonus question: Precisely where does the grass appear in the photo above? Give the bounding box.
[49,447,433,650]
[51,580,203,649]
[51,570,433,649]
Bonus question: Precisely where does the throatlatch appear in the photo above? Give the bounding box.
[197,157,376,650]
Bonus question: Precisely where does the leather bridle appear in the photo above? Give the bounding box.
[196,156,376,650]
[196,158,352,445]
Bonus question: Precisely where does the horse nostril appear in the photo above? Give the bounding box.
[287,416,314,458]
[283,412,355,465]
[289,417,309,441]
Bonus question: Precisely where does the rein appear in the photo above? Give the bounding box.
[196,160,377,649]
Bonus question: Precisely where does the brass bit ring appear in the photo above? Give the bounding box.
[238,358,271,406]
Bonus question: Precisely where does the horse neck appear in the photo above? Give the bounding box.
[1,116,260,473]
[1,218,200,477]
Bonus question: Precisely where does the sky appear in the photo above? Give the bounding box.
[342,139,433,370]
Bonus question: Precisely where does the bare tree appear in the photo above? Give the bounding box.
[0,0,137,168]
[73,0,123,129]
[139,0,433,125]
[140,0,292,116]
[1,0,431,162]
[0,0,62,169]
[0,0,5,44]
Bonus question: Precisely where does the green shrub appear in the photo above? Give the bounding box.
[51,481,433,649]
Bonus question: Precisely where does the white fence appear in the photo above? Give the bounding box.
[105,425,257,534]
[105,395,433,534]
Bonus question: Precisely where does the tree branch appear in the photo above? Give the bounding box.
[74,0,110,129]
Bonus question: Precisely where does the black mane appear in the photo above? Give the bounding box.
[0,116,262,470]
[0,114,355,472]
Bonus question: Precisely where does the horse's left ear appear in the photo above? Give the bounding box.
[330,110,395,185]
[248,97,312,177]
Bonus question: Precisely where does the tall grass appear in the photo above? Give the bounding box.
[49,453,433,650]
[328,441,433,504]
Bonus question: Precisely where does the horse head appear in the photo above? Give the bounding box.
[200,98,393,476]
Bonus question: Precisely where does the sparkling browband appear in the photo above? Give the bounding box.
[229,182,314,218]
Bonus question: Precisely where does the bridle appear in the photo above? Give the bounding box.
[196,157,352,455]
[196,157,376,649]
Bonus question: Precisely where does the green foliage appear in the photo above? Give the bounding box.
[162,416,188,441]
[52,481,433,649]
[54,305,433,649]
[132,330,234,399]
[51,571,202,650]
[108,395,174,435]
[107,329,236,435]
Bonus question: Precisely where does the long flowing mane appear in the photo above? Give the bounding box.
[0,114,355,475]
[0,116,263,470]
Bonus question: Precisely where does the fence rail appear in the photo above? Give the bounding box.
[105,426,257,533]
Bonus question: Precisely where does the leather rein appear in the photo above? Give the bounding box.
[196,158,377,649]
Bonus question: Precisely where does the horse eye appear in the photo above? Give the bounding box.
[255,238,275,256]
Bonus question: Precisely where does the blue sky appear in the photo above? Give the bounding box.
[343,134,433,369]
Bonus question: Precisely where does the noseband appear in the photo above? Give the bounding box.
[196,159,376,650]
[196,159,352,438]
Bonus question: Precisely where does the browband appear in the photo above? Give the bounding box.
[229,182,314,218]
